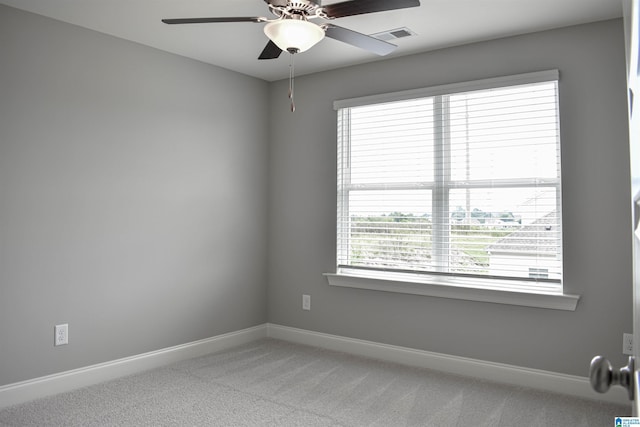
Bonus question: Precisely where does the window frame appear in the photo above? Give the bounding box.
[327,70,580,311]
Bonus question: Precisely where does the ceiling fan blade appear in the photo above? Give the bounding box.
[258,40,283,60]
[162,17,266,25]
[324,24,396,56]
[322,0,420,18]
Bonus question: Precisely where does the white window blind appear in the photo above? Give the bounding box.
[336,71,562,291]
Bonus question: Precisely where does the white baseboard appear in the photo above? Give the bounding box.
[266,323,630,407]
[1,322,630,410]
[0,324,267,409]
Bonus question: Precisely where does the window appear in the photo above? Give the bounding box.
[333,71,563,296]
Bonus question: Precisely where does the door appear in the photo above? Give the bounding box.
[626,0,640,416]
[589,0,640,415]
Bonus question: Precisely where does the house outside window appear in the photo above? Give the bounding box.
[334,70,563,295]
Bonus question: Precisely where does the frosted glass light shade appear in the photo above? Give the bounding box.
[263,19,325,53]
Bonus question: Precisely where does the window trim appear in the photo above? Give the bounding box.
[333,70,559,110]
[328,70,580,310]
[324,272,580,311]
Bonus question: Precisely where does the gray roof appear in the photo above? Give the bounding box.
[488,211,559,255]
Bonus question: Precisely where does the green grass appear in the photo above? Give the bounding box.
[348,216,513,272]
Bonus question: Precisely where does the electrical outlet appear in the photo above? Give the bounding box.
[623,333,633,355]
[302,294,311,311]
[55,324,68,346]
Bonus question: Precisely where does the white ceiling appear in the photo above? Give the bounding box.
[0,0,623,82]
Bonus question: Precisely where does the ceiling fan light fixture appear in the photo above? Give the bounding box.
[263,19,325,53]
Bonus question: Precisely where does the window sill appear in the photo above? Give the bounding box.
[323,272,580,311]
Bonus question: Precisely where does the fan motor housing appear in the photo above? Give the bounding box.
[265,0,320,16]
[287,1,319,14]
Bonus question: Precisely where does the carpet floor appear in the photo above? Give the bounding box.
[0,338,630,426]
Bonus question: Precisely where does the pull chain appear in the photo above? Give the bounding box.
[288,52,295,113]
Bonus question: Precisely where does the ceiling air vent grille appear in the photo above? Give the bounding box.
[371,27,416,42]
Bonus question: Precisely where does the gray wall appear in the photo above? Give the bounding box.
[0,5,269,386]
[267,19,633,376]
[0,3,631,387]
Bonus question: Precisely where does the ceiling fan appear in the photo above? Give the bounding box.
[162,0,420,111]
[162,0,421,59]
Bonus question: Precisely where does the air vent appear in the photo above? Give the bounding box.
[371,27,416,42]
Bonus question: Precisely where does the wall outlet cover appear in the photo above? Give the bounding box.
[55,324,68,346]
[623,332,633,355]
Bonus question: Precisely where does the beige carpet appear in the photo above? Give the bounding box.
[0,338,630,426]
